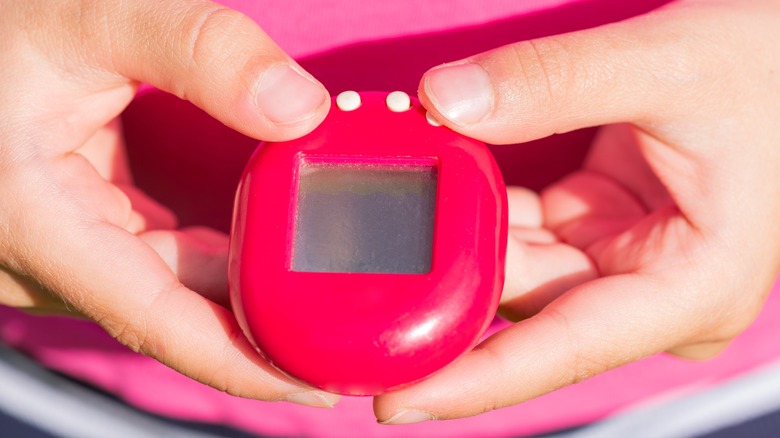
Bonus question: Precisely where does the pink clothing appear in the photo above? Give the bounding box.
[5,0,780,436]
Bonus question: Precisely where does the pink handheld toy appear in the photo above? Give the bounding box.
[228,91,507,395]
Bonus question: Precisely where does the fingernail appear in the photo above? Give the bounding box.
[425,62,493,125]
[285,391,339,408]
[255,63,327,125]
[379,409,435,425]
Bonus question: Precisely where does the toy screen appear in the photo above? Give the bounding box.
[292,160,437,274]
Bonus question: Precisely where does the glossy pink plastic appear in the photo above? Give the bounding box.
[228,92,507,395]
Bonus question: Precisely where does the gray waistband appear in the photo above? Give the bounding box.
[3,342,780,438]
[0,343,229,438]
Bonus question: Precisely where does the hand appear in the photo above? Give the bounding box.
[375,0,780,423]
[0,0,337,407]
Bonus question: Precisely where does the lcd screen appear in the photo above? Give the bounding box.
[292,160,437,273]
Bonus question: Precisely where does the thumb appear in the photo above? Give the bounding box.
[418,1,716,145]
[81,0,330,141]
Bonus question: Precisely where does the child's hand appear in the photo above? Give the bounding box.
[0,0,336,407]
[375,0,780,423]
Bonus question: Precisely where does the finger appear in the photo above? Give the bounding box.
[0,263,89,317]
[542,171,646,249]
[183,226,230,247]
[75,118,133,184]
[10,171,338,407]
[374,271,714,423]
[584,124,672,211]
[45,221,337,407]
[505,185,556,243]
[119,184,179,234]
[139,227,229,307]
[500,235,597,321]
[508,227,556,245]
[506,186,543,228]
[502,185,595,321]
[668,341,731,361]
[418,1,723,144]
[44,0,330,142]
[417,0,779,243]
[375,205,762,422]
[0,265,68,314]
[64,118,177,234]
[113,0,329,140]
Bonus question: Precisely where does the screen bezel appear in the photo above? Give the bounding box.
[289,155,439,274]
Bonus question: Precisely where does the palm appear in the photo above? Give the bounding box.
[502,124,695,321]
[1,75,289,398]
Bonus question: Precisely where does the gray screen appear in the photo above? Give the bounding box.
[292,161,437,274]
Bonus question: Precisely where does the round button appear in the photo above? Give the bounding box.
[425,111,442,127]
[336,91,362,111]
[386,91,411,112]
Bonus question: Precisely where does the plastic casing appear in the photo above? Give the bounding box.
[228,92,507,396]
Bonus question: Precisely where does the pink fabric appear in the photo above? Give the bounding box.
[6,283,779,437]
[235,0,589,59]
[6,0,779,437]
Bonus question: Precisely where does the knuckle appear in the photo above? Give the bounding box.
[214,327,252,397]
[99,281,180,358]
[187,324,284,401]
[469,344,513,413]
[542,308,610,387]
[475,401,499,417]
[102,314,150,354]
[507,38,577,117]
[186,6,245,62]
[176,6,258,94]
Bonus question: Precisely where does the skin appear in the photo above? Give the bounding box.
[374,0,780,424]
[0,0,337,408]
[2,0,779,427]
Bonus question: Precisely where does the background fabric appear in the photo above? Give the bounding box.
[4,1,780,437]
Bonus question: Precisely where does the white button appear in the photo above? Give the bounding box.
[425,111,442,127]
[336,91,361,111]
[386,91,411,112]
